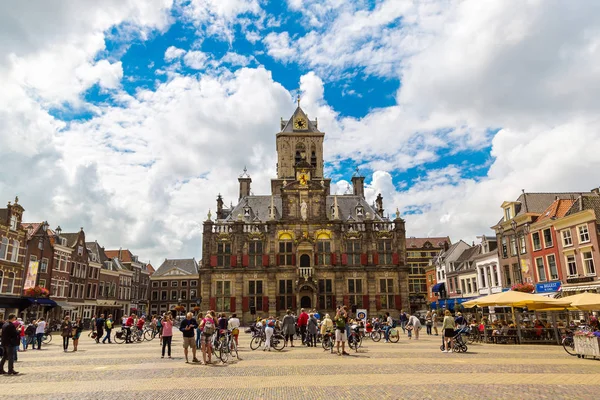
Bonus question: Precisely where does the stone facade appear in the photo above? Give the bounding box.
[201,105,408,323]
[0,197,27,318]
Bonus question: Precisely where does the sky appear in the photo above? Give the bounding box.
[2,0,600,265]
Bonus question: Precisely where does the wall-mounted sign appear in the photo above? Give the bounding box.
[536,281,561,293]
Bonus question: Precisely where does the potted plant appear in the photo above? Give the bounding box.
[511,283,534,293]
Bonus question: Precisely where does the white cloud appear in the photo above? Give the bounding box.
[164,45,186,61]
[220,52,253,66]
[183,50,209,69]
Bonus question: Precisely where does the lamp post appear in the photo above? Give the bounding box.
[178,297,183,318]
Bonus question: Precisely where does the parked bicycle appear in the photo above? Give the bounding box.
[347,326,363,351]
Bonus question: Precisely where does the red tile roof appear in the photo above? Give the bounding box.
[146,263,155,274]
[105,249,134,262]
[536,199,575,222]
[406,237,451,249]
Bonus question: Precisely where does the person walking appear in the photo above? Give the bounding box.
[282,310,296,347]
[307,313,318,347]
[72,317,83,351]
[399,310,408,333]
[102,314,113,344]
[21,321,30,351]
[35,318,46,350]
[0,314,19,375]
[179,312,199,363]
[161,313,174,359]
[199,312,215,365]
[432,311,439,336]
[297,308,309,345]
[406,314,422,340]
[425,311,433,335]
[60,316,73,352]
[95,314,105,344]
[263,315,276,351]
[442,310,456,353]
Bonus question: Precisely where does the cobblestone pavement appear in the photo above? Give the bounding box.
[2,330,599,399]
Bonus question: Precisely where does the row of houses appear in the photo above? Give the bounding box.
[427,189,600,308]
[0,197,154,323]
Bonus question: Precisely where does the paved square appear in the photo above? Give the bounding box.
[2,331,599,399]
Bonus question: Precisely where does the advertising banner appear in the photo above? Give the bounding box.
[24,260,39,290]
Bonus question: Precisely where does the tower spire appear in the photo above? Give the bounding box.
[297,93,301,108]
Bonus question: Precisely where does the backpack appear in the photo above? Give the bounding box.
[203,318,215,335]
[25,324,35,335]
[335,317,346,330]
[267,319,275,328]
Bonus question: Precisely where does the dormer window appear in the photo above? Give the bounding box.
[9,215,17,231]
[356,206,364,217]
[504,207,512,221]
[243,207,251,217]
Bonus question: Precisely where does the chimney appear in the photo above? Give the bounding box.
[351,175,365,199]
[238,167,251,200]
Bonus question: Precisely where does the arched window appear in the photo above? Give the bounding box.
[300,254,311,268]
[0,270,4,293]
[0,237,8,260]
[7,272,15,294]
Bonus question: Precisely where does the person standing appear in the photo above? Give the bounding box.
[124,313,134,343]
[95,314,105,344]
[432,311,439,336]
[425,311,433,336]
[442,310,456,353]
[161,313,174,359]
[60,316,73,352]
[298,308,309,345]
[406,314,422,340]
[263,315,276,351]
[307,313,319,347]
[21,322,30,351]
[282,310,296,347]
[35,318,46,350]
[179,312,199,363]
[334,308,349,356]
[399,310,408,333]
[199,312,215,365]
[102,314,113,344]
[228,313,240,348]
[0,314,19,375]
[195,312,203,349]
[72,317,83,351]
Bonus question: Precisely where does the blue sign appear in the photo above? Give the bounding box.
[536,281,561,293]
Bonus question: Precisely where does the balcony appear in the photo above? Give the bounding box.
[299,267,313,279]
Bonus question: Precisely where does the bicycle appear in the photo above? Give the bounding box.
[213,330,240,363]
[561,329,576,356]
[143,328,158,342]
[42,329,52,345]
[347,326,363,352]
[321,330,335,353]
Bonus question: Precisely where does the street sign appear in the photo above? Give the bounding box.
[356,309,367,325]
[536,281,561,293]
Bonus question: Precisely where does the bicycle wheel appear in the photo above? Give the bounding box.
[388,328,400,343]
[562,337,576,356]
[113,331,125,344]
[230,338,239,360]
[144,330,155,341]
[460,344,468,353]
[42,333,52,345]
[372,331,381,342]
[272,334,285,351]
[250,336,263,351]
[218,337,229,363]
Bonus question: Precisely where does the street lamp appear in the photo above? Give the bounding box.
[178,297,183,318]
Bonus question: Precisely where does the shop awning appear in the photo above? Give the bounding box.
[24,297,58,307]
[560,285,599,292]
[97,300,118,306]
[55,301,77,310]
[0,295,28,310]
[430,297,476,310]
[432,282,445,293]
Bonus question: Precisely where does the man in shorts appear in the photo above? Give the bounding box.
[179,312,199,363]
[334,307,349,356]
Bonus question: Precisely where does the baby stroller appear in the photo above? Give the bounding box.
[440,326,469,353]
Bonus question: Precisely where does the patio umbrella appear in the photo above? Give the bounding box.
[564,291,600,311]
[462,290,571,309]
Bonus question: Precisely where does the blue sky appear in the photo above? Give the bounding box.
[1,0,599,262]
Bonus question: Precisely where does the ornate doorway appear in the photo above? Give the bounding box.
[301,296,312,308]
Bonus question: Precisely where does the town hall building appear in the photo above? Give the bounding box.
[200,103,409,321]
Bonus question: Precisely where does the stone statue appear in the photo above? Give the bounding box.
[300,200,308,221]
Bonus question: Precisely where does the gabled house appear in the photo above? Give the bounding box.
[150,258,200,317]
[431,240,471,299]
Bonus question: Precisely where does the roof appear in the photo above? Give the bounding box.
[406,237,451,249]
[146,263,155,274]
[154,259,199,277]
[0,208,7,225]
[280,106,321,133]
[86,242,109,264]
[455,245,482,264]
[536,199,575,223]
[105,249,134,263]
[60,233,81,247]
[565,194,600,225]
[223,194,385,223]
[21,222,41,241]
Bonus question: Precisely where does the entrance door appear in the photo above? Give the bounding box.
[301,296,312,308]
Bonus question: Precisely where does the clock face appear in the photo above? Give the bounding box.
[294,118,307,130]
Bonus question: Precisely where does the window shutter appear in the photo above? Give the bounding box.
[230,297,236,312]
[291,254,296,266]
[341,254,348,266]
[209,297,216,310]
[392,253,399,266]
[262,254,269,267]
[330,295,335,309]
[362,295,370,309]
[262,296,269,312]
[330,253,336,266]
[394,295,402,311]
[242,297,249,312]
[276,253,281,266]
[343,295,349,307]
[373,252,379,265]
[360,253,368,266]
[375,296,381,310]
[242,255,249,267]
[314,254,318,265]
[292,295,297,310]
[275,296,280,312]
[210,256,217,267]
[230,255,237,267]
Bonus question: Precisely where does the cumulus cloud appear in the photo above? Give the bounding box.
[164,45,186,61]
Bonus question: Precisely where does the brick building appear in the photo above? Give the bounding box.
[149,258,200,317]
[0,197,27,319]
